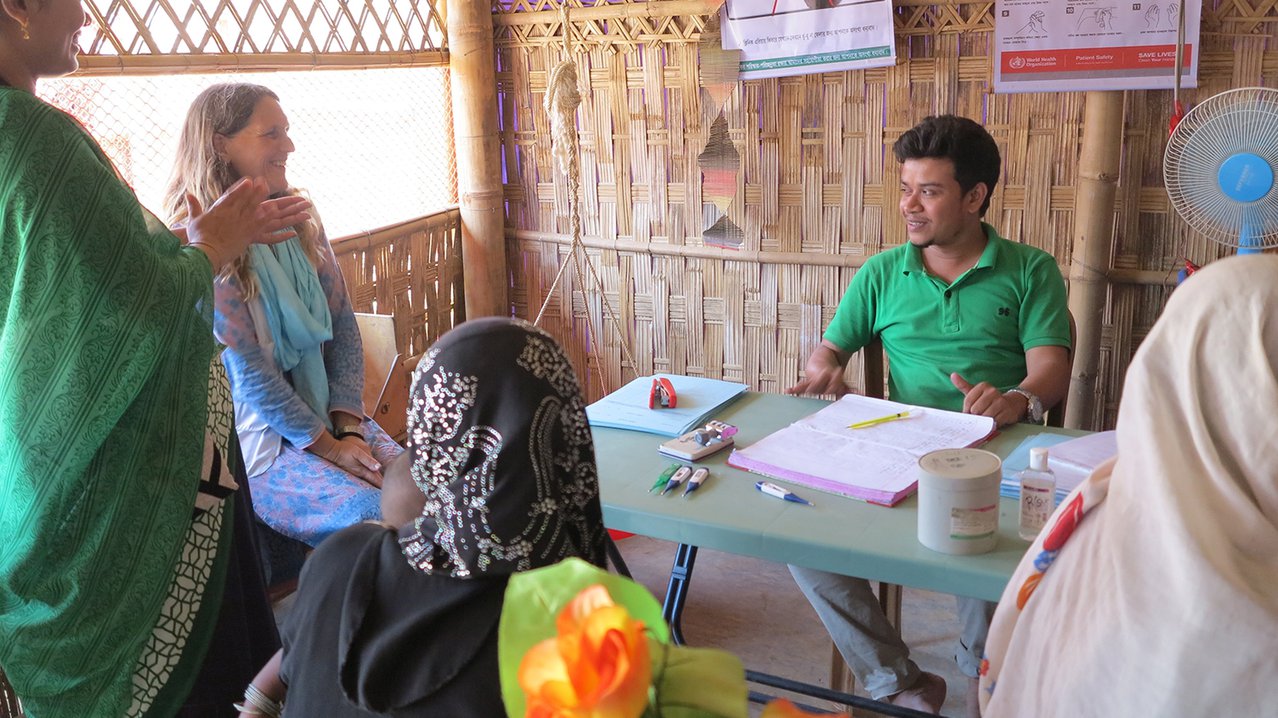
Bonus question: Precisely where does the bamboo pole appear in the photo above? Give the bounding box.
[1065,91,1125,430]
[449,0,507,318]
[511,230,1181,284]
[509,229,872,267]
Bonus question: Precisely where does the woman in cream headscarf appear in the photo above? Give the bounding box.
[979,255,1278,717]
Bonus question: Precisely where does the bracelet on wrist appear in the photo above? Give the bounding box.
[233,683,283,717]
[335,430,364,441]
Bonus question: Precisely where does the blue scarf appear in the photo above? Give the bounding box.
[249,236,333,429]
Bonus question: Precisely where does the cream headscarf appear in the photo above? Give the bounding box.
[980,255,1278,717]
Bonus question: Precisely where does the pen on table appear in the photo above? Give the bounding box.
[847,410,915,430]
[682,467,710,497]
[755,480,814,506]
[661,466,693,495]
[649,463,681,493]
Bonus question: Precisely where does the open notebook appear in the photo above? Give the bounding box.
[728,394,997,506]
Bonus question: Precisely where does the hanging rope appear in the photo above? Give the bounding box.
[533,3,638,392]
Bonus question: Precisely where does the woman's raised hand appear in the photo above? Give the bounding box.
[185,177,313,272]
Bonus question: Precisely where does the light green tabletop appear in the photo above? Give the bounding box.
[593,392,1086,603]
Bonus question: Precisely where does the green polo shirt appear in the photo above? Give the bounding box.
[823,223,1071,412]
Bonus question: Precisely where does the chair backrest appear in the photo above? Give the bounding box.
[354,312,411,442]
[860,337,886,400]
[1043,310,1078,428]
[373,356,417,443]
[354,312,398,413]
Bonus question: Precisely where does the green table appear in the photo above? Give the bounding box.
[593,391,1084,628]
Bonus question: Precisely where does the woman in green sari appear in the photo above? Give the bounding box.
[0,0,312,715]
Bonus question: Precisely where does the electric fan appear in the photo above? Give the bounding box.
[1163,87,1278,254]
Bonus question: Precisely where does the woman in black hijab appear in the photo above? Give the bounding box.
[237,318,608,717]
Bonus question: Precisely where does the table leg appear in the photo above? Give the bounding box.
[660,543,698,646]
[879,582,902,628]
[605,534,632,578]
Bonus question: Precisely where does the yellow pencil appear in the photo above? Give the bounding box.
[847,410,915,429]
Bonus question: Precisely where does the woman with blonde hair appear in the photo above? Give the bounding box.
[165,83,403,565]
[0,2,310,715]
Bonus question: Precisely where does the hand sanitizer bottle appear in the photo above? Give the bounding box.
[1018,447,1056,541]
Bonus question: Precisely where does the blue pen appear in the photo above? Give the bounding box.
[755,480,814,506]
[662,466,693,496]
[682,467,710,497]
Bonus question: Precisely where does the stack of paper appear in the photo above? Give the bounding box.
[998,430,1117,502]
[727,394,997,506]
[586,374,749,437]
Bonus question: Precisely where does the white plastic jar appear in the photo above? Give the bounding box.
[916,448,1003,555]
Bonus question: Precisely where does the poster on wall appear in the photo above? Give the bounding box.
[994,0,1201,93]
[720,0,897,81]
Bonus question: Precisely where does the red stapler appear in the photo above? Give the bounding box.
[648,377,677,409]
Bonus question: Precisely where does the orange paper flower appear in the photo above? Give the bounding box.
[518,584,652,718]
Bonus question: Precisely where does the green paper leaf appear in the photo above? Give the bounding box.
[651,643,749,718]
[498,557,670,717]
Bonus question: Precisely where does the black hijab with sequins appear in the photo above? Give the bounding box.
[280,318,608,717]
[399,316,608,577]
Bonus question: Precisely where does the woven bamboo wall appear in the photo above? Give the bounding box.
[496,0,1276,429]
[332,208,466,358]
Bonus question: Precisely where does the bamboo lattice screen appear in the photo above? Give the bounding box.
[495,0,1278,430]
[75,0,447,73]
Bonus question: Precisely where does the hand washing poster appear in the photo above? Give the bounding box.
[994,0,1201,93]
[720,0,896,81]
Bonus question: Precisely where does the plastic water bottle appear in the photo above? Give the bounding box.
[1018,447,1056,541]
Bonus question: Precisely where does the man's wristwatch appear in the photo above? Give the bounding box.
[1006,387,1044,423]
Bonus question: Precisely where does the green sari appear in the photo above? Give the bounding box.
[0,87,228,717]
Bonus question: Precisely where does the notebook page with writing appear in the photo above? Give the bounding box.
[728,394,996,506]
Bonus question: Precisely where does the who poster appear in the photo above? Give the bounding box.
[994,0,1202,93]
[721,0,897,81]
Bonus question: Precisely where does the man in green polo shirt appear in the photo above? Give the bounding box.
[786,115,1071,717]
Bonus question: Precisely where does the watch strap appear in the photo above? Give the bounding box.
[1006,387,1044,423]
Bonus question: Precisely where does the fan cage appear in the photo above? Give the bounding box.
[1164,87,1278,249]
